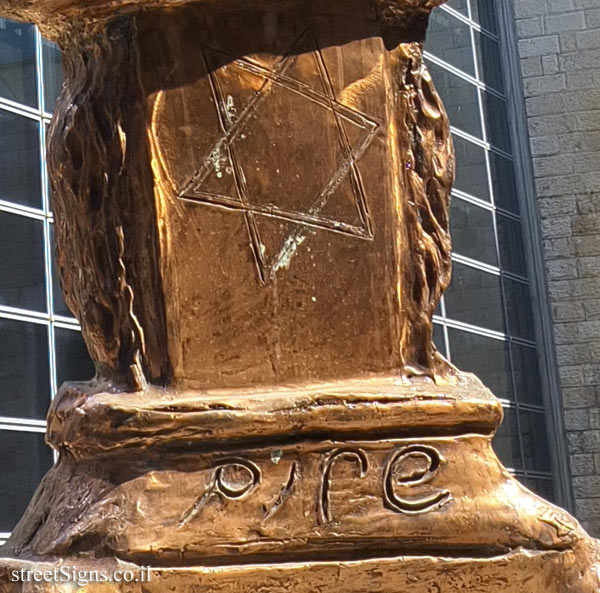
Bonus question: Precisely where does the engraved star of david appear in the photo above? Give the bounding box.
[179,31,379,284]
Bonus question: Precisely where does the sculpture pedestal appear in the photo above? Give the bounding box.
[2,376,599,592]
[1,548,599,593]
[0,0,598,590]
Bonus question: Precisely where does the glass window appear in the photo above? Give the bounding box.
[474,32,504,94]
[446,0,468,16]
[425,60,482,139]
[0,430,53,532]
[0,318,50,419]
[433,322,447,357]
[450,198,497,266]
[453,134,490,201]
[470,0,499,35]
[444,263,504,333]
[54,327,95,388]
[447,328,512,401]
[0,110,41,208]
[0,19,37,107]
[0,22,93,535]
[41,37,62,112]
[0,210,46,312]
[489,150,520,215]
[520,410,552,473]
[524,477,554,502]
[49,223,73,318]
[426,2,557,503]
[497,214,528,277]
[493,407,522,469]
[503,277,536,341]
[511,342,544,407]
[481,91,512,154]
[427,10,475,76]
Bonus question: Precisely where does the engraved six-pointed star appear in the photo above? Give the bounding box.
[179,31,379,283]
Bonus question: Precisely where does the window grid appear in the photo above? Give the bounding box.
[0,19,94,533]
[428,1,556,494]
[0,26,80,432]
[444,1,499,40]
[452,187,522,225]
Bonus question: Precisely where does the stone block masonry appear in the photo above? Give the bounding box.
[514,0,600,537]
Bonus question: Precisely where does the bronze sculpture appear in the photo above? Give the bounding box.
[0,0,599,590]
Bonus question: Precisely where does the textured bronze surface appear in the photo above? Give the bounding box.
[3,0,454,390]
[0,0,599,590]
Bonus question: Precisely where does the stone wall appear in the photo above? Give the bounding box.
[513,0,600,536]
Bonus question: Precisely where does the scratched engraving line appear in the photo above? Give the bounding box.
[177,472,217,529]
[195,48,289,282]
[263,461,299,521]
[310,31,372,237]
[180,48,294,197]
[178,194,372,238]
[178,30,379,283]
[270,122,378,279]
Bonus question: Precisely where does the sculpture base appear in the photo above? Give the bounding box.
[1,548,600,593]
[1,374,599,589]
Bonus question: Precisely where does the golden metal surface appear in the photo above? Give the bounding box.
[0,0,598,590]
[27,1,455,390]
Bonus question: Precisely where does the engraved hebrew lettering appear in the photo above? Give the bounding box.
[319,448,368,523]
[383,445,451,515]
[263,461,299,521]
[177,473,217,529]
[3,0,600,588]
[215,458,261,499]
[178,458,261,528]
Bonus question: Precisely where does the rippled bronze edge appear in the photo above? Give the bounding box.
[1,545,600,593]
[46,373,501,457]
[0,0,448,32]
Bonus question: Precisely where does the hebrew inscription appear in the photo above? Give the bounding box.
[319,448,369,523]
[178,445,450,528]
[383,445,451,514]
[263,461,299,521]
[215,458,261,498]
[178,458,261,527]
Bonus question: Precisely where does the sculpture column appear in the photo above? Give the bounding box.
[0,0,599,591]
